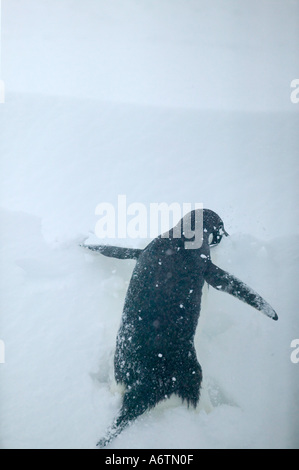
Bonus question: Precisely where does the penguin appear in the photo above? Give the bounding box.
[82,208,277,447]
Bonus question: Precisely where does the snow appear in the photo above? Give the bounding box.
[0,0,299,449]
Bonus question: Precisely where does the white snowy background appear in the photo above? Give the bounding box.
[0,0,299,449]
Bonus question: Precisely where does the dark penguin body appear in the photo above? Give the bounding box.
[115,234,206,410]
[82,209,277,448]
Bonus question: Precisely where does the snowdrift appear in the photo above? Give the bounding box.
[0,205,298,448]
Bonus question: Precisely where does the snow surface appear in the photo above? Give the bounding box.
[0,0,299,449]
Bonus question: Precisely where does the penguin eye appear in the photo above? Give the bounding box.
[209,229,223,246]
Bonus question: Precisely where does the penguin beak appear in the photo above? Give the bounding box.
[219,227,229,237]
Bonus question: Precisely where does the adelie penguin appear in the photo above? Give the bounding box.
[82,208,278,448]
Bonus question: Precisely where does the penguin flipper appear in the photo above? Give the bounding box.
[81,244,142,260]
[96,416,127,449]
[204,262,278,321]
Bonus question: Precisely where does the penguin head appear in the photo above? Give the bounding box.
[169,208,228,248]
[202,209,229,247]
[182,208,228,246]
